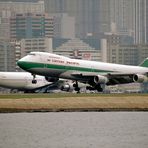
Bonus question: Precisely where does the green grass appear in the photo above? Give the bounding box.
[0,93,147,99]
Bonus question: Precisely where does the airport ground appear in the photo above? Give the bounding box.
[0,93,148,112]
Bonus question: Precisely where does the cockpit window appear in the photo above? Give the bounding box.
[29,53,36,56]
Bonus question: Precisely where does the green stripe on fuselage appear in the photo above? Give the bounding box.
[18,61,113,73]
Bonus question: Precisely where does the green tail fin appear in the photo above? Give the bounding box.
[140,58,148,67]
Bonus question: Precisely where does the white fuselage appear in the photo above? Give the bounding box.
[18,52,148,79]
[0,72,52,90]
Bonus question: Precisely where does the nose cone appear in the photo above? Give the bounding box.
[17,57,30,71]
[17,60,25,70]
[0,72,5,79]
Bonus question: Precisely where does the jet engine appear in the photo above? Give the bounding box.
[133,74,148,83]
[60,83,74,92]
[45,77,59,82]
[60,84,71,91]
[94,75,108,84]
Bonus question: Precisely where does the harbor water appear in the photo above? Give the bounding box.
[0,112,148,148]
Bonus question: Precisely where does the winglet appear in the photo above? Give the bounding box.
[139,58,148,67]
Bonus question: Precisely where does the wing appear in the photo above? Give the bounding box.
[71,72,134,85]
[106,73,134,85]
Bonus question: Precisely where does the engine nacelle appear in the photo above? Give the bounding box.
[94,75,108,84]
[133,74,148,83]
[45,77,59,82]
[61,84,71,91]
[60,82,75,92]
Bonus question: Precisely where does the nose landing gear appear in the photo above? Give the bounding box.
[32,74,37,84]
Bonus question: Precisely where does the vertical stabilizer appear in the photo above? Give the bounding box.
[139,58,148,67]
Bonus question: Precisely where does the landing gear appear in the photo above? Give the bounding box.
[73,81,80,93]
[87,82,104,92]
[86,86,95,91]
[24,90,35,93]
[32,74,37,84]
[32,79,37,84]
[95,84,103,92]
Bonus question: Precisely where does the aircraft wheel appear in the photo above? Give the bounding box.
[75,87,80,93]
[73,81,80,93]
[32,79,37,84]
[86,86,95,90]
[73,83,78,88]
[96,87,103,92]
[95,84,103,92]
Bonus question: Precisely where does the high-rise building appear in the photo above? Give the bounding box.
[0,41,15,71]
[134,0,147,44]
[146,1,148,44]
[10,13,54,40]
[53,38,102,61]
[20,38,52,57]
[106,36,148,66]
[44,0,148,43]
[53,13,75,38]
[110,0,147,44]
[44,0,66,13]
[0,11,11,40]
[110,0,134,35]
[0,1,44,14]
[44,0,110,39]
[14,38,53,71]
[0,1,45,40]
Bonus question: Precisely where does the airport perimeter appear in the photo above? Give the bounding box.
[0,93,148,112]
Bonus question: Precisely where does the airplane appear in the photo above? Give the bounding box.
[46,79,87,93]
[17,52,148,93]
[0,72,55,93]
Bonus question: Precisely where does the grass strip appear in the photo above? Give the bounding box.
[0,93,147,99]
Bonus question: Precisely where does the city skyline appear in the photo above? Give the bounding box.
[0,0,147,43]
[0,0,148,72]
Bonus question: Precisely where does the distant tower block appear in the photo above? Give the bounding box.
[101,39,107,62]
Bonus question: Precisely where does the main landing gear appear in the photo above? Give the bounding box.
[95,84,103,92]
[32,74,37,84]
[86,84,103,92]
[86,81,104,92]
[73,81,80,93]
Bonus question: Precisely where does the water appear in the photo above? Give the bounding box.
[0,112,148,148]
